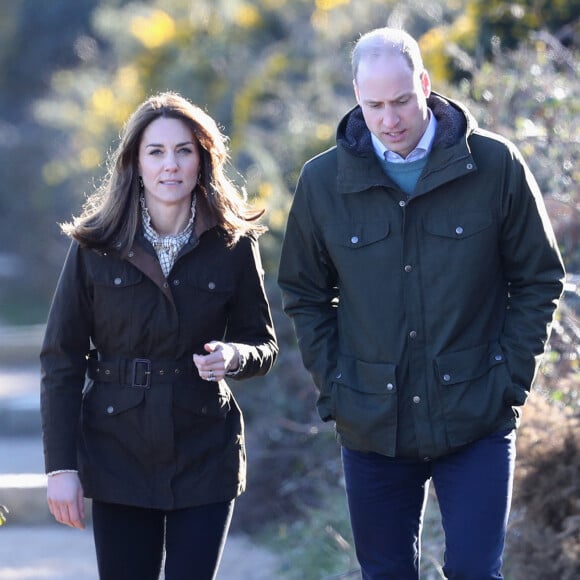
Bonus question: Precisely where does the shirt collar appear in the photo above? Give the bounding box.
[140,195,196,243]
[371,109,437,163]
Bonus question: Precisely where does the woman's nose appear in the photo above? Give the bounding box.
[164,153,178,170]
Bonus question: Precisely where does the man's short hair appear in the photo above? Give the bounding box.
[352,27,424,81]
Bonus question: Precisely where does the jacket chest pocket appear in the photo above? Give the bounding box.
[323,221,392,271]
[91,264,144,330]
[423,210,494,243]
[176,271,236,333]
[181,271,235,309]
[421,209,498,282]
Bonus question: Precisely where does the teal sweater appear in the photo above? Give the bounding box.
[378,156,428,195]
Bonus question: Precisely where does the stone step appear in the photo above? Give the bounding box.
[0,394,41,436]
[0,473,53,525]
[0,365,42,437]
[0,436,69,526]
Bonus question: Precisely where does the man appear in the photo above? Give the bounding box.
[278,27,565,579]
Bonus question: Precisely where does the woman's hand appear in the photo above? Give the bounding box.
[47,472,85,530]
[193,341,240,382]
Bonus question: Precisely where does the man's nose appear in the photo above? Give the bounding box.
[381,107,399,128]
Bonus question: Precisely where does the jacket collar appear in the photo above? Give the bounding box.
[336,92,478,195]
[126,193,219,304]
[193,192,218,240]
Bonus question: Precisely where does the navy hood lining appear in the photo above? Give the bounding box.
[338,92,472,157]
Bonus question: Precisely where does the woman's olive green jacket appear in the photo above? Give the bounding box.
[41,210,277,510]
[278,93,564,460]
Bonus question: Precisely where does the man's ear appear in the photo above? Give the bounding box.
[420,70,431,98]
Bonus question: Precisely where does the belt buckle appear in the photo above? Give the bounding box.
[132,358,151,388]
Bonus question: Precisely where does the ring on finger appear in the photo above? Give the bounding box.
[207,370,215,381]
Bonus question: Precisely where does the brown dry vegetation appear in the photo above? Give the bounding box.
[505,390,580,580]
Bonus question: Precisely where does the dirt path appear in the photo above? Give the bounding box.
[0,525,280,579]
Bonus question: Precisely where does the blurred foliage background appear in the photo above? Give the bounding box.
[0,0,578,578]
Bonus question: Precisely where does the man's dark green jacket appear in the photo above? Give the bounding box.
[278,93,565,460]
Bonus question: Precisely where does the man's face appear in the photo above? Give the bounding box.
[354,53,431,159]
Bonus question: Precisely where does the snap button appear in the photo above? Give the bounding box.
[399,200,406,207]
[494,354,503,361]
[443,373,451,381]
[351,236,359,244]
[105,369,111,375]
[173,279,180,286]
[336,372,342,379]
[455,226,464,235]
[404,265,412,273]
[208,282,216,290]
[106,405,114,414]
[413,396,421,404]
[466,163,473,170]
[386,383,394,391]
[174,369,181,375]
[163,282,169,288]
[409,330,417,339]
[128,250,135,258]
[114,277,122,285]
[158,369,165,375]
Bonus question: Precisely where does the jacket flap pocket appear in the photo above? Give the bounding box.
[93,266,143,287]
[85,385,145,416]
[324,221,390,249]
[424,210,492,240]
[174,382,232,417]
[334,357,397,394]
[435,342,506,385]
[185,271,235,293]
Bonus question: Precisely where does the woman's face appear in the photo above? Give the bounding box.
[138,116,201,209]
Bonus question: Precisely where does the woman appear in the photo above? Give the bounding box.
[40,92,278,580]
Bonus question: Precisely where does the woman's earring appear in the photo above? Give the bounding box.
[138,176,144,193]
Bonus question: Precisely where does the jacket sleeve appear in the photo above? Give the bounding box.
[277,164,339,421]
[40,241,93,473]
[499,145,565,404]
[224,235,278,379]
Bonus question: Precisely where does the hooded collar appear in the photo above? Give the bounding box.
[335,92,479,194]
[337,91,477,158]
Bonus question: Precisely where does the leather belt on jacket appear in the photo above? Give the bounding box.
[86,350,196,388]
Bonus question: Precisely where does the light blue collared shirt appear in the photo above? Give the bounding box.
[371,110,437,164]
